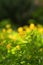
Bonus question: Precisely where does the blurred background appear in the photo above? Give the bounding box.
[0,0,43,28]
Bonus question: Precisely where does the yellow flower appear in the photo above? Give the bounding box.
[29,23,35,30]
[18,31,26,38]
[8,35,16,41]
[7,28,12,33]
[6,24,11,28]
[8,35,13,39]
[38,28,43,34]
[25,28,30,32]
[18,27,23,33]
[16,45,20,50]
[6,44,11,49]
[2,29,6,32]
[12,36,16,41]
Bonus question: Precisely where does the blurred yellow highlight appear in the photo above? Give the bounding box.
[6,24,11,28]
[2,28,6,32]
[6,44,11,50]
[16,45,20,50]
[29,23,35,30]
[18,27,23,33]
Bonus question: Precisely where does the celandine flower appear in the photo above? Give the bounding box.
[18,27,23,33]
[29,23,35,30]
[6,43,11,50]
[16,45,20,50]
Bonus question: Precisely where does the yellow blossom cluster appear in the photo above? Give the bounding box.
[18,23,43,34]
[0,23,43,51]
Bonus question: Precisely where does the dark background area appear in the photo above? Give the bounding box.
[0,0,43,26]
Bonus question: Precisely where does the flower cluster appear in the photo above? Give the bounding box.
[0,23,43,65]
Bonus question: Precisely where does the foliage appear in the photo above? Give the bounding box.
[32,7,43,24]
[0,19,11,27]
[0,23,43,65]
